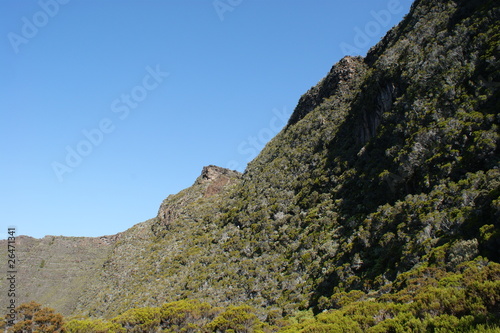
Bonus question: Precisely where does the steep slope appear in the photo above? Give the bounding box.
[0,235,115,315]
[0,166,241,318]
[71,0,499,319]
[4,0,499,323]
[73,165,243,317]
[230,0,500,311]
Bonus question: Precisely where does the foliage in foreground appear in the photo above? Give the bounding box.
[2,258,499,332]
[2,301,65,333]
[282,257,500,332]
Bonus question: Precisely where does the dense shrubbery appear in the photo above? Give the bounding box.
[3,260,499,332]
[282,258,500,332]
[3,0,498,328]
[71,0,499,318]
[3,300,277,332]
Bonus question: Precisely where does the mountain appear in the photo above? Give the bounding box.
[2,0,499,330]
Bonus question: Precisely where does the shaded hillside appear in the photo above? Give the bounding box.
[230,0,500,311]
[3,0,499,326]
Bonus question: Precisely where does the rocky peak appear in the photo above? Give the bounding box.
[196,165,241,184]
[287,56,366,126]
[195,165,242,197]
[156,166,241,229]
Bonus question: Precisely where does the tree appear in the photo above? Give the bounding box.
[7,301,64,333]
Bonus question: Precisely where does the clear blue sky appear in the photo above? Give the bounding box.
[0,0,413,239]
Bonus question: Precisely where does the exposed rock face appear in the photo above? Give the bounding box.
[196,165,242,197]
[358,81,397,144]
[156,165,241,230]
[197,165,238,183]
[287,55,398,146]
[98,234,120,245]
[287,56,366,126]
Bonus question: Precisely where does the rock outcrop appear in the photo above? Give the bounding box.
[156,165,241,229]
[287,56,366,126]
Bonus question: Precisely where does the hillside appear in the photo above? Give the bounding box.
[2,0,499,331]
[0,235,116,315]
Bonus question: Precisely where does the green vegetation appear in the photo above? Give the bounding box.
[65,319,125,333]
[285,258,500,332]
[1,0,499,330]
[4,261,499,332]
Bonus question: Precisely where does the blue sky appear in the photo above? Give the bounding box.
[0,0,413,239]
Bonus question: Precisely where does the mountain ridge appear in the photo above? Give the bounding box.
[1,0,499,329]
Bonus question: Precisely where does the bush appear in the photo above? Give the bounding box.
[6,301,65,333]
[66,319,125,333]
